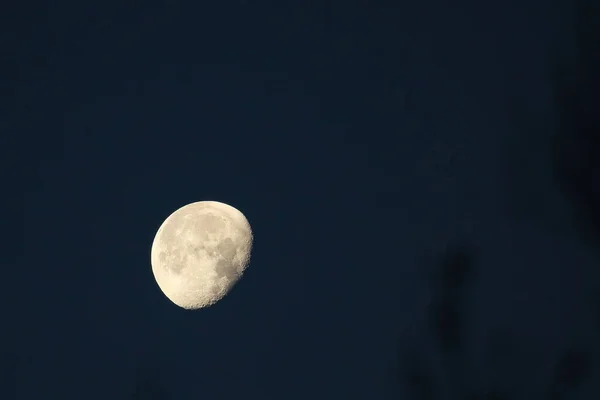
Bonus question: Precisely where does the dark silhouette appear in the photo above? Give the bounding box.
[398,245,595,400]
[549,0,600,242]
[502,0,599,249]
[543,0,598,242]
[467,6,600,396]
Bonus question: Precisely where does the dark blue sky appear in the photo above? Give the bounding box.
[10,1,600,399]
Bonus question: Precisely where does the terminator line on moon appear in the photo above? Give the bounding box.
[150,201,253,310]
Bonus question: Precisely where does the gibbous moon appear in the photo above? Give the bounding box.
[150,201,253,310]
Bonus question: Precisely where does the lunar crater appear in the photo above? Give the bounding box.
[150,201,253,310]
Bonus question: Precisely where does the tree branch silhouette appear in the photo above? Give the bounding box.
[501,0,599,247]
[547,0,599,242]
[398,245,594,400]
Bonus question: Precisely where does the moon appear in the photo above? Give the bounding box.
[150,201,253,310]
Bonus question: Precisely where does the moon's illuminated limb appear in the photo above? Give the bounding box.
[150,201,253,310]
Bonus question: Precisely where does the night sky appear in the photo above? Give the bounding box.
[9,1,600,399]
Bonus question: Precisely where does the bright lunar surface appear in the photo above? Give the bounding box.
[150,201,253,310]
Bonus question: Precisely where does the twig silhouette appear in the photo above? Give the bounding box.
[399,2,599,398]
[398,245,594,400]
[502,0,599,247]
[547,0,600,242]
